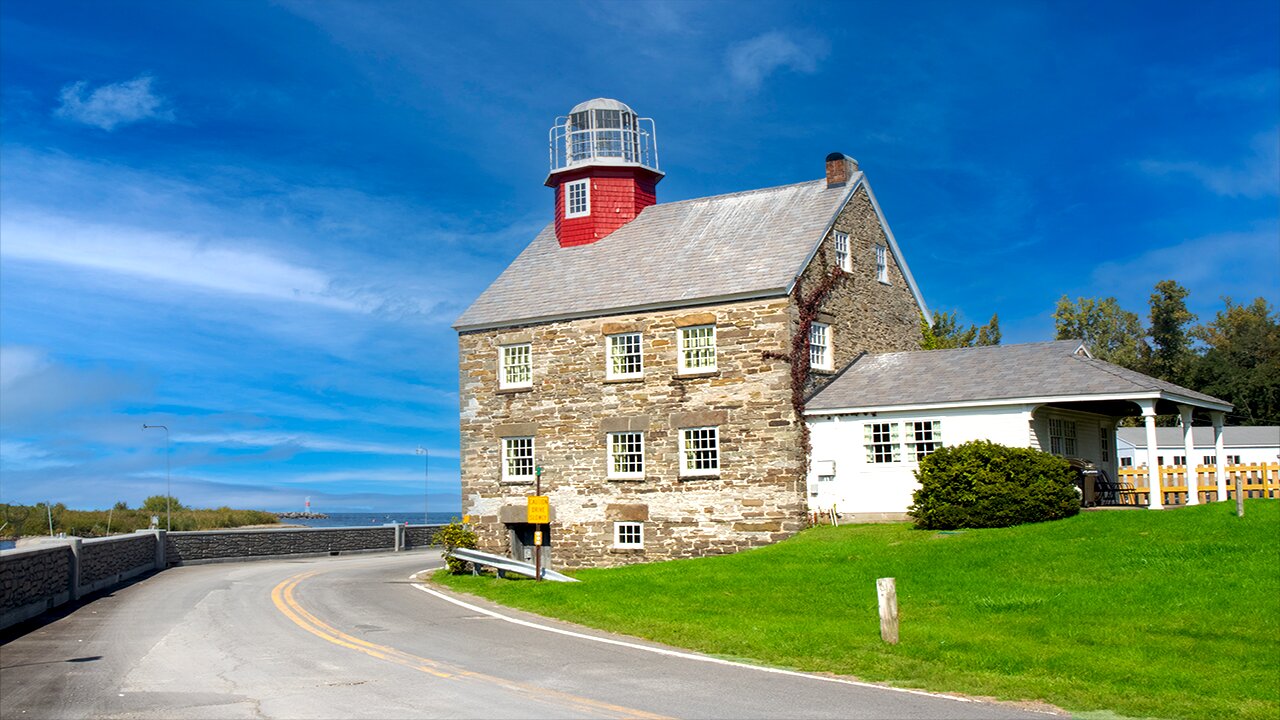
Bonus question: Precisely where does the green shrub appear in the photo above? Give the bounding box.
[433,519,478,574]
[910,440,1080,529]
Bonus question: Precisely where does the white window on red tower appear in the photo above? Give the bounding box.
[565,179,590,218]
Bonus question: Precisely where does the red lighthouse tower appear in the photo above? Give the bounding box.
[546,98,664,247]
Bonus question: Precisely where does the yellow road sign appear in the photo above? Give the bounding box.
[527,495,549,524]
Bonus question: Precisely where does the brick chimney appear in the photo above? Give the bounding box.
[825,153,858,187]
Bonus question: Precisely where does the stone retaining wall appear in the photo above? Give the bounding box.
[165,526,398,565]
[1,545,72,626]
[2,525,438,630]
[81,534,156,587]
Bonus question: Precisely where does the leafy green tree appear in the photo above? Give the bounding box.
[1145,280,1196,384]
[141,495,185,513]
[1053,295,1146,368]
[112,500,129,511]
[921,311,1001,350]
[1191,298,1280,425]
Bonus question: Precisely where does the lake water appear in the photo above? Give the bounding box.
[281,511,461,528]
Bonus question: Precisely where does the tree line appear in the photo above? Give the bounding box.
[924,280,1278,426]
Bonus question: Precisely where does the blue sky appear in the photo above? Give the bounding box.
[1,1,1276,513]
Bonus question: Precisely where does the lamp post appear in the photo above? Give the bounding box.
[416,446,429,526]
[142,424,171,531]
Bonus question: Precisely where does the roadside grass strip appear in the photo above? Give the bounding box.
[270,571,670,720]
[433,500,1280,720]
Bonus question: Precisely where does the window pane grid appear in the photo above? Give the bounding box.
[833,231,850,272]
[608,432,644,476]
[501,344,532,387]
[681,427,719,474]
[809,323,830,369]
[876,245,888,283]
[680,326,716,371]
[566,180,589,217]
[608,333,643,377]
[865,422,900,463]
[503,437,534,479]
[905,420,942,461]
[615,522,643,547]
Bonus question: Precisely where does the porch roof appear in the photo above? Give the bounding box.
[806,340,1232,416]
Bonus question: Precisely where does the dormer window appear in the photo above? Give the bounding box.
[565,179,590,218]
[833,231,850,272]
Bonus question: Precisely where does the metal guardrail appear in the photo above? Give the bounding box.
[447,547,578,583]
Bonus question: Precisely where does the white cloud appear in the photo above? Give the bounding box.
[725,31,827,91]
[174,430,458,459]
[0,346,46,390]
[1139,131,1280,199]
[55,75,175,131]
[0,213,372,312]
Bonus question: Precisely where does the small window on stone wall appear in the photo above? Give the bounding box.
[614,522,643,548]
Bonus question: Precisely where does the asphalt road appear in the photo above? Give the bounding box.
[0,552,1060,719]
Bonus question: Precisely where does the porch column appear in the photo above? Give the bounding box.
[1139,400,1163,509]
[1211,411,1227,502]
[1178,404,1198,506]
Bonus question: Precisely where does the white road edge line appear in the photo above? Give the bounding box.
[408,572,1058,714]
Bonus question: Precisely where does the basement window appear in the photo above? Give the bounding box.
[614,522,643,548]
[565,179,590,218]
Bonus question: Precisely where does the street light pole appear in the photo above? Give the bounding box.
[416,446,429,526]
[142,424,171,531]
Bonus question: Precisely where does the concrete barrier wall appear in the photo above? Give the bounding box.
[80,534,157,594]
[165,526,398,565]
[1,544,73,629]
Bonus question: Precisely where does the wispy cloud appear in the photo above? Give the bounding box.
[174,430,458,459]
[725,31,827,91]
[55,74,174,131]
[1139,130,1280,198]
[1,213,374,312]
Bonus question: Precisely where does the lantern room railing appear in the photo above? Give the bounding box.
[549,109,659,173]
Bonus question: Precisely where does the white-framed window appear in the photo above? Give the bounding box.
[1047,418,1077,456]
[606,332,643,379]
[1227,454,1242,465]
[865,422,900,464]
[680,426,719,476]
[607,431,644,478]
[833,231,851,272]
[1120,457,1133,467]
[499,343,532,389]
[809,322,832,370]
[1099,427,1111,462]
[614,521,643,548]
[678,325,717,373]
[875,244,889,284]
[905,420,943,462]
[565,179,590,218]
[1203,455,1215,466]
[502,437,534,481]
[1172,455,1185,467]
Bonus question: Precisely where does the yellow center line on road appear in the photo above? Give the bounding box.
[271,571,671,720]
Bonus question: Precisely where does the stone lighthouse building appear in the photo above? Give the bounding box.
[454,98,929,568]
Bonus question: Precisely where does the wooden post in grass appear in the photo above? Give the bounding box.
[877,577,899,645]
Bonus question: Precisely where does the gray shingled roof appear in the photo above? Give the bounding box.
[806,340,1231,411]
[454,178,851,330]
[1116,426,1280,448]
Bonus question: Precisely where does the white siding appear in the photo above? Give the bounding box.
[807,405,1035,518]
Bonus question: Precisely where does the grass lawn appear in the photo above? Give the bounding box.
[434,500,1279,720]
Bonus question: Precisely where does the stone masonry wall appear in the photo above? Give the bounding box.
[166,527,396,565]
[458,296,807,569]
[0,545,70,614]
[802,185,923,396]
[80,534,155,586]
